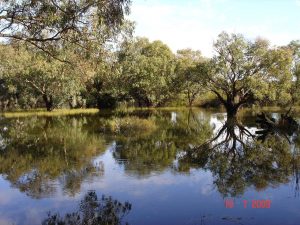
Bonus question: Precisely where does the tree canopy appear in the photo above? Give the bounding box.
[0,27,300,113]
[206,32,293,116]
[118,37,177,107]
[0,0,131,58]
[175,49,207,106]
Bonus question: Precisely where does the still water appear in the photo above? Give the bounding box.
[0,108,299,225]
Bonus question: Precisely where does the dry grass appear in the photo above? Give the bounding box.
[1,108,99,118]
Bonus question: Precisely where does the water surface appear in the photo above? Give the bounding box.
[0,108,299,225]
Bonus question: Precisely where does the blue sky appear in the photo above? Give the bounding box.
[128,0,300,56]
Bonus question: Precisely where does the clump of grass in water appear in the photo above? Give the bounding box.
[103,116,157,135]
[1,108,99,118]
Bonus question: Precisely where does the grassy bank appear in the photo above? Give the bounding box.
[1,108,99,118]
[2,105,300,119]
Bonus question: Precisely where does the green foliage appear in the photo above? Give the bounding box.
[0,44,84,111]
[118,37,177,107]
[0,31,299,111]
[100,116,158,136]
[207,32,294,115]
[0,0,134,110]
[0,0,131,59]
[288,40,300,105]
[175,49,208,106]
[84,57,120,108]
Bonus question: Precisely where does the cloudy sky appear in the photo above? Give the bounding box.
[128,0,300,56]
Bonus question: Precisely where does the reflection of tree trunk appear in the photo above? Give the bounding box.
[44,117,53,129]
[293,153,299,197]
[43,94,53,111]
[187,108,191,128]
[63,138,69,166]
[195,115,254,154]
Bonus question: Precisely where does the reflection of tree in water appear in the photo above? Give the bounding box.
[111,109,213,176]
[42,191,132,225]
[178,114,300,197]
[291,134,300,197]
[255,113,300,197]
[1,110,300,199]
[108,109,300,198]
[0,117,105,198]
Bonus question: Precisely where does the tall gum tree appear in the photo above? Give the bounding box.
[118,37,176,107]
[0,44,83,111]
[206,32,293,117]
[288,40,300,106]
[175,49,207,107]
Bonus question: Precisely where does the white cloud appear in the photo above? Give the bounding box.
[128,0,300,57]
[128,0,222,56]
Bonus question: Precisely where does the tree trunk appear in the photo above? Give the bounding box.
[69,95,77,108]
[188,96,193,107]
[187,90,192,107]
[212,90,244,117]
[43,94,53,111]
[225,101,239,118]
[226,105,238,118]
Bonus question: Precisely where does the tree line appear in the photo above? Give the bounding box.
[0,0,300,115]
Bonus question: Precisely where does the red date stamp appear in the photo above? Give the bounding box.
[225,199,271,209]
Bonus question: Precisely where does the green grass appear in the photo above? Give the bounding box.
[2,104,300,119]
[101,116,157,136]
[1,108,99,118]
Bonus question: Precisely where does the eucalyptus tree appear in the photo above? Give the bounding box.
[0,44,84,111]
[75,20,135,108]
[118,37,177,107]
[175,49,207,106]
[84,57,119,108]
[288,40,300,106]
[206,32,293,117]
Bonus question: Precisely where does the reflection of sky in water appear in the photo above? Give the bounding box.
[209,113,258,152]
[0,110,299,225]
[0,144,299,225]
